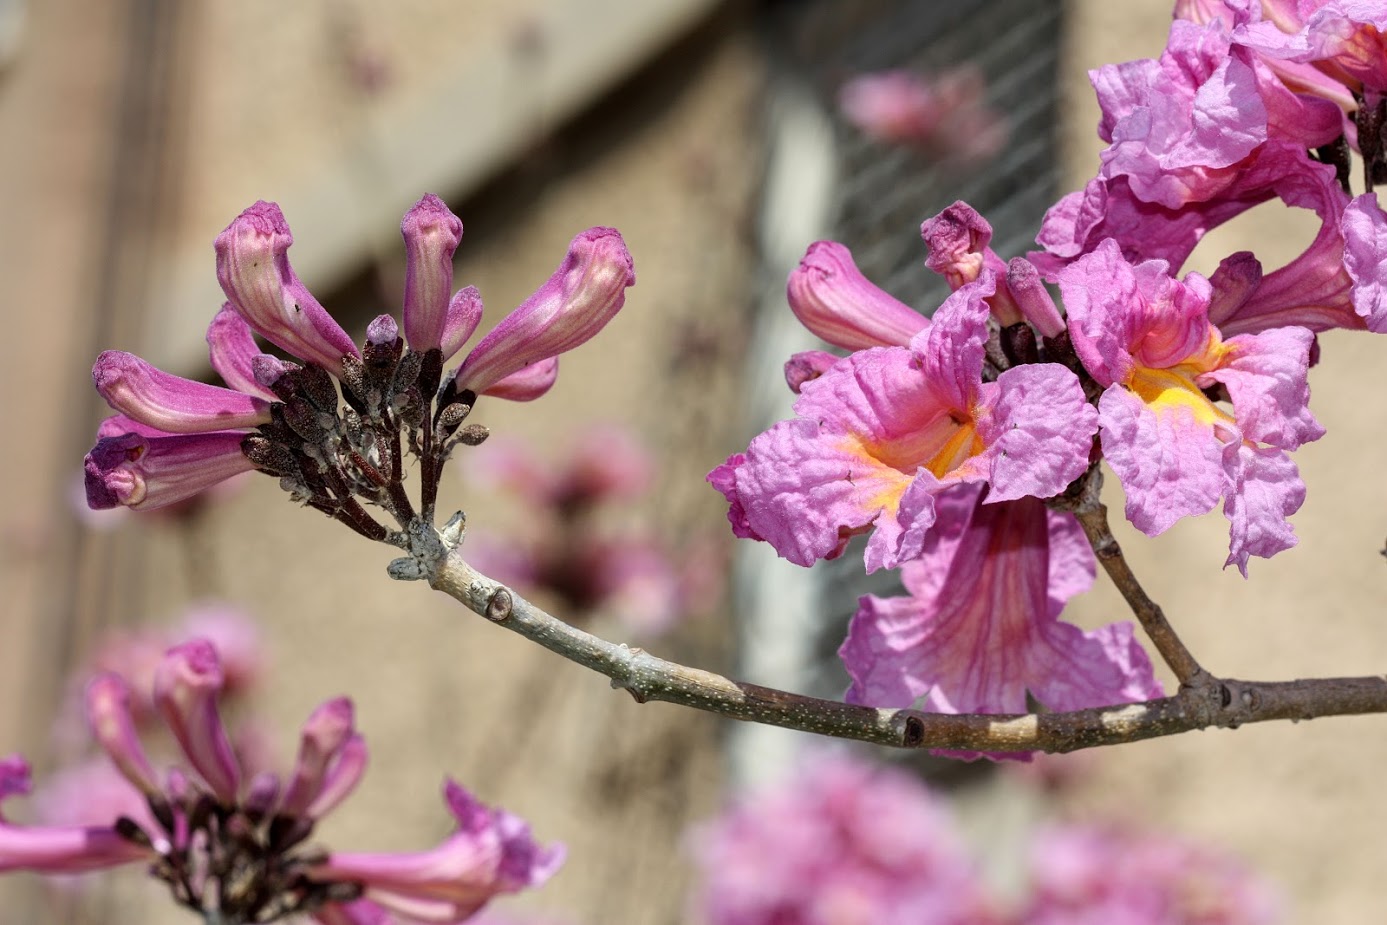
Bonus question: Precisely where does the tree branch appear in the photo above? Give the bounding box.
[427,549,1387,753]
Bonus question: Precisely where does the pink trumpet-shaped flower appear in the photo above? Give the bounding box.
[692,751,999,925]
[84,427,257,512]
[452,227,634,395]
[215,201,362,376]
[1059,239,1323,573]
[308,779,564,923]
[786,241,929,350]
[841,488,1160,759]
[279,697,355,818]
[711,274,1097,572]
[401,194,465,354]
[84,675,161,797]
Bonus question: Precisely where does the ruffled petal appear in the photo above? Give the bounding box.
[1222,441,1306,575]
[1097,386,1225,536]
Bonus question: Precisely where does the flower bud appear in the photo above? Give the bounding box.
[401,194,464,353]
[206,304,279,401]
[452,227,634,394]
[786,242,927,349]
[84,674,160,797]
[1006,257,1065,338]
[153,640,241,804]
[93,351,271,434]
[214,201,361,376]
[438,286,484,362]
[280,697,355,819]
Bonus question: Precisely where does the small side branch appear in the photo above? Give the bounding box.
[1068,492,1206,686]
[427,550,1387,753]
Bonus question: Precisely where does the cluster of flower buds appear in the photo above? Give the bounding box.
[84,195,635,544]
[712,1,1387,755]
[1,639,562,924]
[693,751,1279,925]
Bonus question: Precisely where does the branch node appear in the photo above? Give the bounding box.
[485,588,513,623]
[902,716,925,747]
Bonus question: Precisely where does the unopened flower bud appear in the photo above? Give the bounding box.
[452,228,634,395]
[153,640,241,804]
[787,242,927,349]
[401,195,464,353]
[93,351,271,434]
[214,201,361,376]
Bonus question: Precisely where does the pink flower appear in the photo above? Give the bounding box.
[691,752,998,925]
[1090,18,1340,211]
[838,68,1008,161]
[841,488,1160,759]
[710,274,1097,572]
[1059,239,1323,573]
[1020,825,1281,925]
[1,641,560,923]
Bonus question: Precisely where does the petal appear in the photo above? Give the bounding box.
[92,351,271,434]
[438,286,484,363]
[1222,442,1306,575]
[975,363,1098,503]
[214,201,361,375]
[706,453,763,543]
[400,194,464,353]
[1097,386,1226,536]
[1342,193,1387,333]
[453,227,634,394]
[0,821,147,874]
[912,273,993,411]
[841,495,1160,760]
[786,241,926,350]
[1204,327,1323,449]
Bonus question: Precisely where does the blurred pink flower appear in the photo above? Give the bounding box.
[1020,825,1281,925]
[838,68,1008,161]
[463,427,700,637]
[691,752,999,925]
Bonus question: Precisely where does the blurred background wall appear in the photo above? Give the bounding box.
[1,0,1384,921]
